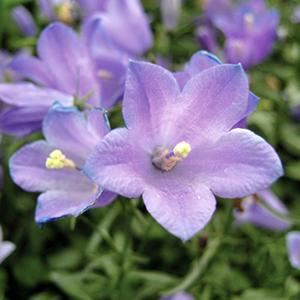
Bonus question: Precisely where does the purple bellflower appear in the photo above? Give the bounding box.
[160,0,182,32]
[84,59,283,241]
[0,226,15,264]
[160,291,194,300]
[12,6,37,37]
[286,232,300,269]
[85,0,153,57]
[0,22,101,136]
[234,189,290,231]
[199,0,279,69]
[291,6,300,24]
[81,0,153,107]
[9,104,115,223]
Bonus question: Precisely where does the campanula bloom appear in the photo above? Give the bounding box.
[85,0,153,57]
[0,226,15,264]
[173,51,259,127]
[234,190,290,231]
[161,0,182,31]
[291,6,300,23]
[160,291,194,300]
[85,59,283,241]
[81,0,153,107]
[11,6,37,37]
[0,22,100,136]
[286,232,300,269]
[9,104,115,223]
[199,0,279,69]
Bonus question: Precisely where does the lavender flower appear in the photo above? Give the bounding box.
[0,226,15,264]
[11,6,37,37]
[234,190,291,231]
[291,6,300,24]
[86,0,153,57]
[160,0,182,31]
[286,232,300,269]
[9,104,115,223]
[160,291,194,300]
[84,59,283,241]
[0,22,100,136]
[199,0,279,69]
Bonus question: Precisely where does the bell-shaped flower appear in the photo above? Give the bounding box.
[0,226,15,264]
[286,232,300,269]
[234,189,291,231]
[84,59,283,241]
[0,22,100,136]
[9,103,115,223]
[160,291,194,300]
[11,6,37,37]
[199,0,279,69]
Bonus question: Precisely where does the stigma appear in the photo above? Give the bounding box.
[57,3,75,24]
[98,69,113,80]
[152,141,191,172]
[45,149,76,169]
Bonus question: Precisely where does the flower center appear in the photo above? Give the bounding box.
[98,69,113,80]
[56,2,76,24]
[151,141,191,172]
[244,13,254,27]
[45,149,76,169]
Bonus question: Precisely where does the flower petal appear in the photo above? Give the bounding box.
[188,128,283,198]
[287,232,300,269]
[0,83,73,107]
[84,128,146,198]
[123,61,180,145]
[35,190,96,223]
[37,22,99,104]
[9,141,94,192]
[10,53,54,86]
[0,105,47,136]
[143,184,216,241]
[0,241,15,264]
[177,64,249,143]
[43,104,106,165]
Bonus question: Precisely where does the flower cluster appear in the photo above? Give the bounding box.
[0,0,285,241]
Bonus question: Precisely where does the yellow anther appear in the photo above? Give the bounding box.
[98,69,113,80]
[45,149,76,169]
[173,141,191,158]
[57,3,74,24]
[244,13,254,26]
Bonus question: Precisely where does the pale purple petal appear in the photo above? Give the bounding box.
[78,0,108,17]
[0,241,15,264]
[37,22,99,104]
[234,192,290,231]
[286,232,300,269]
[0,106,47,136]
[123,61,180,146]
[10,140,94,192]
[161,0,182,31]
[160,291,194,300]
[188,128,283,198]
[174,64,249,143]
[84,128,146,198]
[35,190,96,223]
[0,83,73,107]
[12,6,36,37]
[143,184,216,241]
[98,0,153,56]
[43,105,107,165]
[92,190,117,208]
[10,53,54,86]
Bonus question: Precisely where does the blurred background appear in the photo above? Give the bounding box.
[1,0,300,299]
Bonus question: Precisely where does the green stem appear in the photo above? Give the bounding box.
[161,238,221,296]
